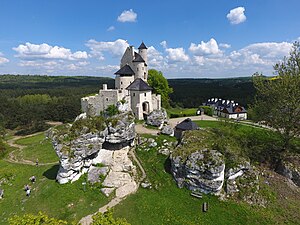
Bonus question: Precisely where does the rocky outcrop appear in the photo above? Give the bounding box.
[47,112,135,184]
[161,125,174,136]
[146,108,168,127]
[171,149,225,194]
[170,129,259,199]
[276,153,300,187]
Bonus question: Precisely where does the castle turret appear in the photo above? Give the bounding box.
[114,64,135,90]
[138,42,148,64]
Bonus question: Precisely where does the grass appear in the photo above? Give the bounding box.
[0,132,111,224]
[166,107,197,118]
[113,134,289,225]
[14,133,58,163]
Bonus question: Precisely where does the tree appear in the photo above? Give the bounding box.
[91,210,130,225]
[147,69,173,108]
[8,212,67,225]
[252,42,300,150]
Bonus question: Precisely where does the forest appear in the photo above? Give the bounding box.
[0,74,255,134]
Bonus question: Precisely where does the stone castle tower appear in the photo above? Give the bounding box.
[81,42,161,120]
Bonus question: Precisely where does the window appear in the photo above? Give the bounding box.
[106,98,109,101]
[142,67,144,70]
[133,93,135,97]
[137,68,139,71]
[121,81,123,85]
[144,93,146,97]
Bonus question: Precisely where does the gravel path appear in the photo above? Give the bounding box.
[4,132,58,166]
[79,146,146,225]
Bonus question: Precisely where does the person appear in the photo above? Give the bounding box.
[24,184,30,191]
[26,189,31,197]
[0,189,3,199]
[36,159,39,166]
[29,176,36,183]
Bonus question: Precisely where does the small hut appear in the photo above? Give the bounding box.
[174,118,199,139]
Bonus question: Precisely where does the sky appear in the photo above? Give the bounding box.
[0,0,300,78]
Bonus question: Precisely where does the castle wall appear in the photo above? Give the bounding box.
[129,90,153,120]
[139,49,147,65]
[133,62,147,81]
[121,46,134,68]
[81,88,127,117]
[115,75,134,91]
[152,94,161,110]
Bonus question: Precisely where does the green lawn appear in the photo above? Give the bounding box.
[0,133,111,224]
[14,133,58,163]
[113,136,273,224]
[113,134,299,225]
[167,107,197,118]
[0,160,110,224]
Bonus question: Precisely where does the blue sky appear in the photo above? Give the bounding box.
[0,0,300,78]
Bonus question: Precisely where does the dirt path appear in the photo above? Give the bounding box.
[135,124,159,135]
[79,146,146,225]
[4,132,58,166]
[168,114,217,127]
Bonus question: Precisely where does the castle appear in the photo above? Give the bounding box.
[81,42,161,120]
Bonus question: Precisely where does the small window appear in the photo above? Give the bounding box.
[137,68,139,71]
[144,93,146,97]
[142,67,144,70]
[133,93,135,97]
[106,98,109,101]
[121,81,123,85]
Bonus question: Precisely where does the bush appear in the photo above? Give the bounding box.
[105,105,119,117]
[199,106,213,116]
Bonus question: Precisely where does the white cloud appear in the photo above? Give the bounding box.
[0,52,9,64]
[220,43,231,49]
[227,7,246,25]
[165,47,189,63]
[86,39,129,60]
[117,9,137,23]
[107,26,115,31]
[160,41,167,49]
[189,38,222,56]
[13,42,88,61]
[147,46,165,68]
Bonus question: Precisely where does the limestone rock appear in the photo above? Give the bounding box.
[161,125,174,136]
[276,153,300,187]
[146,108,168,127]
[47,112,135,184]
[171,149,225,194]
[75,113,87,121]
[101,188,115,197]
[88,167,109,184]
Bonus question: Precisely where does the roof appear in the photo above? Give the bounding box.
[126,78,153,91]
[175,118,199,130]
[223,105,247,114]
[132,52,145,63]
[114,64,135,76]
[138,42,148,49]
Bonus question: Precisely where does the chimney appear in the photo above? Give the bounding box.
[103,84,107,90]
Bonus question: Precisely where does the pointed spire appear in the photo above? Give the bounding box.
[138,41,147,49]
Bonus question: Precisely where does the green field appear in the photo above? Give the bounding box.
[113,133,300,225]
[14,133,58,163]
[1,125,299,224]
[0,133,110,224]
[166,107,197,118]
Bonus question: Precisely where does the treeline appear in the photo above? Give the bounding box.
[0,74,256,134]
[168,77,255,108]
[0,75,114,134]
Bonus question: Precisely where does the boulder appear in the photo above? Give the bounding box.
[88,167,109,184]
[48,112,135,184]
[146,108,168,127]
[171,149,225,194]
[276,153,300,187]
[161,125,174,136]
